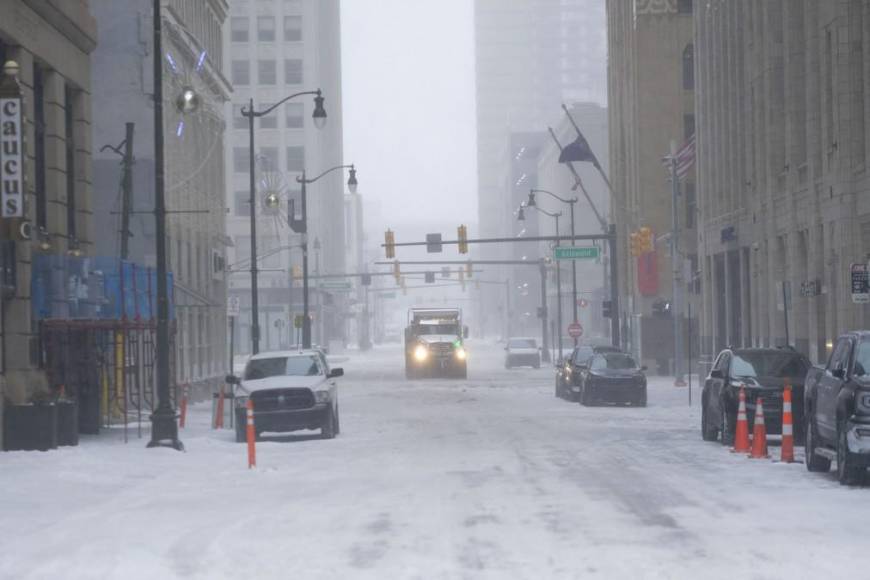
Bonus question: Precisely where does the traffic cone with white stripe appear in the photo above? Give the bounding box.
[780,384,795,463]
[732,386,750,453]
[750,397,769,459]
[246,399,256,469]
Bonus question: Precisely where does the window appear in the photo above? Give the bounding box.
[855,340,870,376]
[285,59,303,84]
[259,104,277,129]
[286,146,305,171]
[829,339,851,372]
[284,0,302,12]
[284,15,302,41]
[257,16,275,42]
[64,85,76,238]
[683,113,695,140]
[258,60,276,85]
[682,44,694,91]
[231,17,249,42]
[678,0,692,13]
[233,104,247,129]
[234,147,249,172]
[260,147,279,171]
[34,63,46,228]
[285,103,304,128]
[234,192,249,216]
[231,60,249,85]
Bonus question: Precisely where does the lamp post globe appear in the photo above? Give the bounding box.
[312,91,327,129]
[264,191,281,211]
[517,206,526,221]
[527,191,537,207]
[347,166,358,194]
[175,86,200,114]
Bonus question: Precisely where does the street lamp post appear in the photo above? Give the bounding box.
[519,204,564,361]
[529,189,579,346]
[294,165,357,349]
[240,90,326,355]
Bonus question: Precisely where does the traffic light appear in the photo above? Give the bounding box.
[393,261,401,284]
[639,226,653,254]
[401,276,407,295]
[465,261,473,279]
[602,300,613,319]
[384,229,396,259]
[457,224,468,254]
[291,265,303,281]
[459,268,466,292]
[630,232,641,257]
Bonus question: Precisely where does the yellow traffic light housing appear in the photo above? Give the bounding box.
[393,261,401,284]
[457,224,468,254]
[639,226,653,254]
[384,229,396,259]
[465,261,473,278]
[630,232,641,257]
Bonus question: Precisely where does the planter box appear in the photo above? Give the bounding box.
[3,404,58,451]
[56,401,79,447]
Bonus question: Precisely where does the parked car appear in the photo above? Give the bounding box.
[701,347,810,446]
[227,349,343,442]
[577,352,647,406]
[505,337,541,369]
[804,331,870,484]
[555,344,622,400]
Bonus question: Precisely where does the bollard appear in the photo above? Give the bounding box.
[214,385,225,429]
[179,383,189,429]
[246,399,256,469]
[780,383,795,463]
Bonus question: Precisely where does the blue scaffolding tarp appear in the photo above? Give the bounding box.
[32,255,175,321]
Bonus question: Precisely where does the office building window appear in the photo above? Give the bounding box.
[259,103,277,128]
[285,103,304,128]
[284,15,302,41]
[234,192,250,216]
[260,147,279,171]
[682,44,694,91]
[258,59,277,85]
[286,146,305,171]
[232,60,249,85]
[234,147,249,172]
[678,0,692,13]
[284,0,302,12]
[684,113,695,139]
[231,17,249,42]
[285,59,303,84]
[257,16,275,42]
[233,104,247,129]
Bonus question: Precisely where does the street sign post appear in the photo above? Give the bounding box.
[852,263,869,304]
[568,321,583,338]
[554,246,599,261]
[227,296,241,317]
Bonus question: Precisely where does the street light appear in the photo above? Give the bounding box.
[240,89,326,355]
[292,164,357,349]
[530,188,580,346]
[518,204,564,361]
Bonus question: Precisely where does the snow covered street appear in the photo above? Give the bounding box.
[2,340,869,580]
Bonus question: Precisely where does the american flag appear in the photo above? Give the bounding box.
[661,134,696,181]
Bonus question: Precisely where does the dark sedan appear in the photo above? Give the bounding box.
[577,353,647,406]
[701,347,810,445]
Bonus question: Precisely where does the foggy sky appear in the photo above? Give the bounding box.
[341,0,479,244]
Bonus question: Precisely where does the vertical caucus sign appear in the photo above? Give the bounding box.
[0,96,23,218]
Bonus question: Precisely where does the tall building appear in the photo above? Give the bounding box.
[606,0,695,371]
[695,0,870,363]
[224,0,345,354]
[91,0,232,394]
[474,0,607,336]
[0,0,97,447]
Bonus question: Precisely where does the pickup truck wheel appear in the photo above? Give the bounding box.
[701,403,718,441]
[321,406,337,440]
[805,416,831,473]
[720,411,735,447]
[837,424,862,485]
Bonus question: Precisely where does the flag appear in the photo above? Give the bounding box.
[559,129,601,169]
[661,134,696,181]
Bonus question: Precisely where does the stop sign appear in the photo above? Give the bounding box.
[568,322,583,338]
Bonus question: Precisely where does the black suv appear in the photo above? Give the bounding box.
[701,347,811,445]
[555,344,621,401]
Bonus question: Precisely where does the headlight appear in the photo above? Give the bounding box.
[414,344,429,361]
[455,347,467,361]
[314,390,331,404]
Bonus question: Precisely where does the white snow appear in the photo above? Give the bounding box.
[1,341,868,580]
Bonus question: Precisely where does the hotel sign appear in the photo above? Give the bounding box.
[0,97,24,218]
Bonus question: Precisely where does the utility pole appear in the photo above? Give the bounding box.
[539,259,550,363]
[119,123,134,260]
[670,140,686,386]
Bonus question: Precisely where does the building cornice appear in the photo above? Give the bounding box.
[21,0,98,54]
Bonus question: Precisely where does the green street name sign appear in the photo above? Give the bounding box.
[319,280,353,291]
[553,246,599,261]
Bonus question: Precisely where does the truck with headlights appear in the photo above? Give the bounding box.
[404,308,469,379]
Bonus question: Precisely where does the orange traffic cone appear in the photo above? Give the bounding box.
[246,399,256,469]
[750,397,769,458]
[732,386,751,453]
[780,384,795,463]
